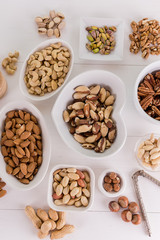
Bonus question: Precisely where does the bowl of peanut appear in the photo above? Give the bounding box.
[19,39,74,101]
[48,164,95,212]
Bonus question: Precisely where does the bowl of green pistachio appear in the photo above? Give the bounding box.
[79,17,124,61]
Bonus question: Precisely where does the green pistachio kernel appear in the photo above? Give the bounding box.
[92,48,99,53]
[87,35,94,42]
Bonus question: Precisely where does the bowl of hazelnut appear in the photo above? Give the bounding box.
[98,169,126,197]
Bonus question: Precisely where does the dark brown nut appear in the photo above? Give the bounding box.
[109,172,117,180]
[131,214,141,225]
[128,202,139,213]
[113,183,120,192]
[103,183,113,192]
[121,210,132,222]
[118,196,129,208]
[104,176,111,183]
[109,201,120,212]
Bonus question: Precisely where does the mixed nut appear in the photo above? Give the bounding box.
[109,196,141,225]
[137,133,160,170]
[2,51,19,75]
[35,10,65,38]
[63,85,116,153]
[138,71,160,120]
[103,172,121,193]
[52,168,91,207]
[1,109,43,184]
[0,178,7,198]
[24,42,71,96]
[86,25,116,55]
[25,206,75,239]
[129,18,160,59]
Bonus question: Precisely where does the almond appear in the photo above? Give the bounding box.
[0,182,6,188]
[16,124,25,136]
[1,146,8,156]
[26,121,34,132]
[20,178,29,184]
[12,156,19,165]
[28,162,36,173]
[6,164,13,174]
[20,131,31,140]
[13,167,20,175]
[19,110,24,120]
[5,121,12,129]
[6,129,14,139]
[24,113,30,121]
[20,163,27,175]
[7,110,15,118]
[4,139,14,147]
[25,147,30,158]
[16,145,25,156]
[15,149,23,158]
[20,140,30,148]
[14,138,22,145]
[0,189,7,198]
[33,124,41,135]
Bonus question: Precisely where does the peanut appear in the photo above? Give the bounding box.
[25,206,42,229]
[50,224,75,239]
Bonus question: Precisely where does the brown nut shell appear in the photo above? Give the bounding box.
[128,202,139,213]
[108,201,120,212]
[118,196,129,208]
[121,210,132,222]
[132,214,141,225]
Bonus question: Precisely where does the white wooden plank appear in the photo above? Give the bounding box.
[0,210,160,240]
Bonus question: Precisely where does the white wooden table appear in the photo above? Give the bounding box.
[1,0,160,239]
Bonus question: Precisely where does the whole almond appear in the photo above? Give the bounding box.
[6,129,14,139]
[6,165,13,174]
[0,189,7,198]
[20,140,30,148]
[4,140,14,147]
[1,146,8,156]
[20,131,31,140]
[5,121,12,129]
[28,162,36,173]
[33,124,41,135]
[0,182,6,188]
[26,121,34,132]
[16,145,25,156]
[20,163,27,175]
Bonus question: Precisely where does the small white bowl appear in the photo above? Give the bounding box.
[47,164,95,212]
[98,168,126,198]
[51,70,127,159]
[19,39,74,101]
[135,133,160,172]
[79,17,124,61]
[0,101,51,190]
[134,60,160,125]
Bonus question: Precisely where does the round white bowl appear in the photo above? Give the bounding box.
[98,168,126,198]
[135,133,160,172]
[47,164,95,212]
[134,60,160,125]
[19,39,74,101]
[51,70,127,159]
[0,101,51,190]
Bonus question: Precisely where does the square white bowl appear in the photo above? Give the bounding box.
[47,164,95,212]
[51,70,127,159]
[0,101,51,190]
[79,17,124,61]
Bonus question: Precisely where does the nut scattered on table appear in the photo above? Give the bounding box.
[137,133,160,170]
[103,172,121,193]
[25,206,75,239]
[35,10,65,38]
[2,51,19,75]
[137,71,160,121]
[86,25,116,55]
[63,85,117,153]
[108,196,141,225]
[52,168,91,207]
[24,42,71,96]
[1,109,43,184]
[129,18,160,59]
[0,178,7,198]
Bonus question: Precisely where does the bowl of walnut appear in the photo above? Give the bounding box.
[19,39,74,101]
[134,60,160,124]
[51,70,127,159]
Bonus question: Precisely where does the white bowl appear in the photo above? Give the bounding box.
[51,70,127,159]
[0,101,51,190]
[134,60,160,125]
[19,39,74,101]
[79,17,124,61]
[135,133,160,172]
[98,168,126,198]
[47,164,95,212]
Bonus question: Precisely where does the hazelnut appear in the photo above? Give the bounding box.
[113,183,120,192]
[121,210,132,222]
[113,177,121,184]
[103,183,113,192]
[108,201,120,212]
[109,172,117,180]
[118,196,129,208]
[104,175,112,183]
[128,202,139,213]
[132,214,141,225]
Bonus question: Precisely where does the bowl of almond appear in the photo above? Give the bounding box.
[51,70,127,159]
[0,101,51,190]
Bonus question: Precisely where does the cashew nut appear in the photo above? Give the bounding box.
[6,65,15,75]
[31,60,41,68]
[50,42,62,49]
[29,78,40,87]
[2,58,11,68]
[54,63,63,72]
[57,53,67,62]
[35,52,44,61]
[30,71,39,81]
